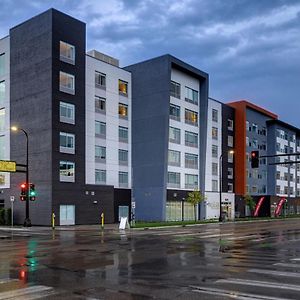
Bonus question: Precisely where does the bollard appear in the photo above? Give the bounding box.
[52,212,55,230]
[101,212,104,230]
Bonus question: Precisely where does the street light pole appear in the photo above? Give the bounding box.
[11,126,31,227]
[219,154,223,222]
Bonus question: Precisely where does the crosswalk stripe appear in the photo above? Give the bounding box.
[190,286,291,300]
[0,285,53,300]
[217,278,300,292]
[248,268,300,278]
[291,258,300,261]
[0,279,19,285]
[274,262,300,268]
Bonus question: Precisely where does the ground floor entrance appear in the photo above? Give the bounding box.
[59,205,75,225]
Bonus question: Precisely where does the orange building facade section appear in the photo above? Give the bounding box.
[227,101,278,196]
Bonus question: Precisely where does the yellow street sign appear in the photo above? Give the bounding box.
[0,160,17,172]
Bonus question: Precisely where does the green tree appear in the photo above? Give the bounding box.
[244,194,256,216]
[187,189,206,221]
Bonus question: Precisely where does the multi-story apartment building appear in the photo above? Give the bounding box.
[205,98,235,219]
[125,55,209,221]
[0,9,132,225]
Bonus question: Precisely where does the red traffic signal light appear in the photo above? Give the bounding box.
[20,183,27,201]
[251,151,259,168]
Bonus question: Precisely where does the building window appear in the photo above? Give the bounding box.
[95,96,106,113]
[185,109,198,126]
[119,171,128,188]
[228,183,233,193]
[95,145,106,162]
[228,151,234,163]
[185,153,198,169]
[60,101,75,124]
[95,121,106,138]
[252,186,257,193]
[0,53,4,77]
[228,119,234,131]
[59,71,75,95]
[168,150,181,167]
[169,127,180,144]
[212,127,218,140]
[95,169,106,184]
[228,135,233,147]
[170,104,180,121]
[95,71,106,89]
[0,109,5,132]
[185,86,198,105]
[252,123,258,133]
[185,131,198,148]
[252,139,258,149]
[0,135,5,159]
[276,185,281,194]
[119,149,128,165]
[168,172,180,188]
[212,180,218,192]
[119,126,128,143]
[60,161,75,182]
[212,162,218,175]
[212,109,218,122]
[212,145,218,158]
[246,121,251,131]
[59,41,75,64]
[185,174,198,189]
[170,81,180,99]
[228,168,233,179]
[0,81,5,108]
[119,80,128,96]
[59,132,75,154]
[119,103,128,119]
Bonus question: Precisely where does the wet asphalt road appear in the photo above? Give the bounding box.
[1,219,300,299]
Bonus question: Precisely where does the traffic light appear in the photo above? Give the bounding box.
[20,183,27,201]
[29,183,36,201]
[251,151,259,168]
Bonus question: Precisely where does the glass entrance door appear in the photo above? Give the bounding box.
[60,205,75,225]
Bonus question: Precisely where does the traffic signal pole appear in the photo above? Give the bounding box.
[23,129,31,227]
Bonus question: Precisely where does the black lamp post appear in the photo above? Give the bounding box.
[11,126,31,227]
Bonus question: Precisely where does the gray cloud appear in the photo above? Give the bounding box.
[0,0,299,126]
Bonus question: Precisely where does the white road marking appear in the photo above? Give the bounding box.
[0,279,19,285]
[0,285,54,300]
[274,262,300,268]
[217,278,300,292]
[190,286,291,300]
[248,268,300,278]
[290,258,300,261]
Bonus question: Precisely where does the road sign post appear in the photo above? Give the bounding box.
[10,196,15,228]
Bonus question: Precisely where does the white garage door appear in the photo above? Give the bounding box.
[60,205,75,225]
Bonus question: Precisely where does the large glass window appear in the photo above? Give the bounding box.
[212,127,218,140]
[185,174,198,189]
[168,150,181,166]
[95,71,106,88]
[0,135,5,159]
[228,119,234,131]
[0,109,5,132]
[95,169,106,184]
[212,109,218,122]
[60,41,75,64]
[95,145,106,162]
[119,149,128,165]
[212,162,218,175]
[212,145,218,158]
[60,161,75,182]
[59,132,75,154]
[0,81,5,108]
[119,171,128,187]
[185,131,198,148]
[119,103,128,119]
[95,96,106,113]
[170,81,180,99]
[170,104,180,121]
[169,127,180,144]
[185,86,198,105]
[95,121,106,138]
[119,80,128,96]
[185,153,198,169]
[185,109,198,126]
[119,126,128,143]
[60,101,75,124]
[228,135,233,147]
[212,180,218,192]
[168,172,180,188]
[0,54,4,77]
[59,71,75,94]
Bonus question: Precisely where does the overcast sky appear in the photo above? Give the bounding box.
[1,0,299,127]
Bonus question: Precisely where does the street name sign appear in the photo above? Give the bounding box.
[0,160,16,172]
